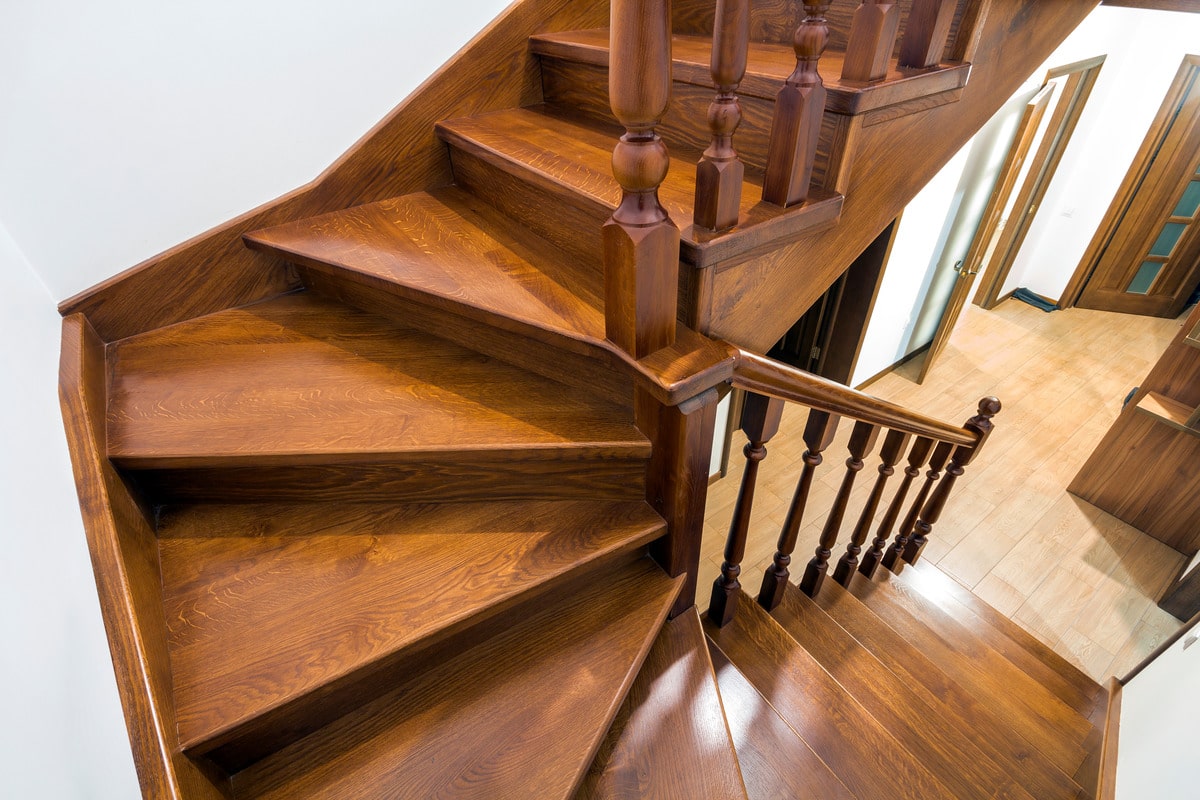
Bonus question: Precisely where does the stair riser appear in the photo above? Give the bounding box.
[122,454,649,504]
[539,58,840,186]
[299,267,634,408]
[187,545,658,773]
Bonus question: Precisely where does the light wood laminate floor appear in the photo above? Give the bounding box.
[700,299,1189,683]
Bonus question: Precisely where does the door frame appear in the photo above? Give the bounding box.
[973,55,1107,309]
[1060,54,1200,309]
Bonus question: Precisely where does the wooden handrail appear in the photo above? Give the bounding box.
[727,346,978,446]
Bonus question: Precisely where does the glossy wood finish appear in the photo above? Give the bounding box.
[882,440,952,570]
[59,315,230,800]
[576,609,748,799]
[758,409,839,610]
[860,436,932,579]
[707,643,856,800]
[834,428,909,585]
[730,347,975,444]
[842,2,902,83]
[1071,300,1200,553]
[848,569,1094,772]
[106,293,649,503]
[704,590,960,800]
[694,0,750,232]
[898,0,957,68]
[605,0,679,358]
[903,396,1000,563]
[1096,677,1122,800]
[57,0,611,343]
[762,2,830,207]
[438,105,843,271]
[709,393,785,626]
[800,421,880,596]
[233,559,681,799]
[639,387,722,618]
[770,583,1040,800]
[158,499,664,765]
[811,578,1085,800]
[245,187,734,408]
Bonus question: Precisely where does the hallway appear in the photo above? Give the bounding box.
[701,299,1189,682]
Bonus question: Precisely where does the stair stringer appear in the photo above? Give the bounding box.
[705,0,1099,353]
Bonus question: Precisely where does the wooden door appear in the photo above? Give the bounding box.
[917,86,1054,382]
[1076,56,1200,317]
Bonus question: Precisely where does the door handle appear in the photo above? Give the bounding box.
[952,259,964,273]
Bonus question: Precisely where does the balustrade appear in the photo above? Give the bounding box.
[833,428,909,586]
[899,0,958,69]
[859,436,933,579]
[842,1,901,82]
[694,0,750,231]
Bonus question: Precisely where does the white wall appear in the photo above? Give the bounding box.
[0,1,510,797]
[1000,8,1200,301]
[1116,620,1200,799]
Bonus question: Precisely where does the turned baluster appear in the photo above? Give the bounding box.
[899,0,957,69]
[762,1,830,207]
[833,429,909,587]
[860,436,933,579]
[605,0,679,359]
[904,397,1001,564]
[758,410,839,611]
[799,420,879,597]
[841,1,901,82]
[694,0,749,232]
[709,393,785,626]
[882,439,953,571]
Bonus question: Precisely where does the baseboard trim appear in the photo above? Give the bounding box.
[854,344,932,391]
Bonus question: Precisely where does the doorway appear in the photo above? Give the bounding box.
[972,56,1107,310]
[1064,55,1200,318]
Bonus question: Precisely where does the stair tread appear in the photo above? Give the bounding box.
[908,559,1104,710]
[704,590,960,800]
[107,291,647,468]
[772,582,1040,800]
[436,105,843,269]
[846,570,1093,773]
[232,556,682,799]
[811,578,1084,800]
[576,608,748,800]
[707,640,856,800]
[244,188,735,405]
[159,498,665,755]
[530,29,972,114]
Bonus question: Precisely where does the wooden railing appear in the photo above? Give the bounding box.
[710,346,999,625]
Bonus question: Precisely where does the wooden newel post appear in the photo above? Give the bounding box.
[695,0,750,231]
[799,420,879,598]
[898,0,957,69]
[903,397,1000,564]
[841,1,901,82]
[709,392,784,627]
[762,1,830,207]
[860,436,932,579]
[833,429,909,587]
[882,439,952,571]
[758,409,839,612]
[606,0,680,359]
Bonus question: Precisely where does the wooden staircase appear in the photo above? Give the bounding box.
[57,0,1109,797]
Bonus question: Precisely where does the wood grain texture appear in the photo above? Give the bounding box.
[232,558,681,799]
[848,570,1093,772]
[908,559,1105,710]
[437,105,843,271]
[575,608,748,799]
[58,315,229,800]
[1096,677,1122,800]
[705,0,1098,352]
[770,582,1039,800]
[158,499,664,762]
[247,188,735,407]
[532,30,970,114]
[811,577,1084,800]
[58,0,611,342]
[704,589,960,800]
[707,641,856,800]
